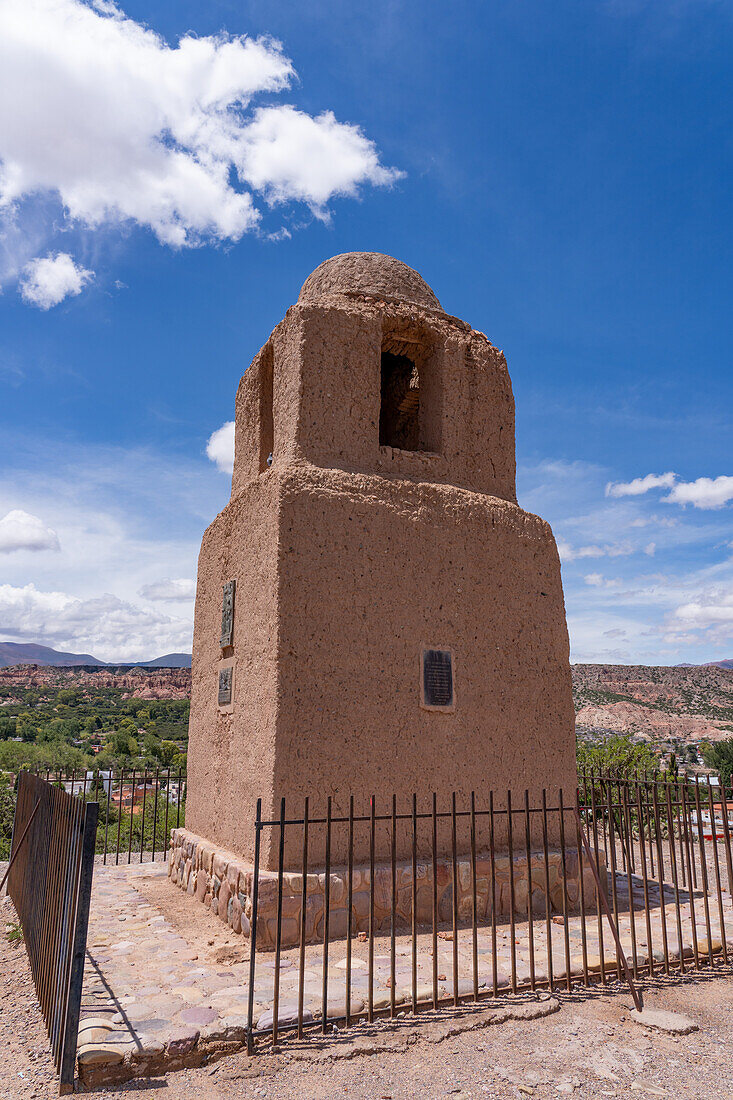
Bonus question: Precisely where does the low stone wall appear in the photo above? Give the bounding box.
[168,828,604,951]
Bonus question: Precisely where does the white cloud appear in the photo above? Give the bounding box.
[558,541,634,563]
[139,577,195,602]
[605,472,677,498]
[583,573,621,588]
[0,582,192,662]
[206,420,235,474]
[19,251,93,308]
[674,591,733,628]
[644,542,656,556]
[0,509,60,552]
[605,471,733,510]
[663,476,733,510]
[0,0,400,267]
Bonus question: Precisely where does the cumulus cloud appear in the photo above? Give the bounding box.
[664,476,733,510]
[674,591,733,628]
[605,471,733,510]
[0,509,60,552]
[583,573,621,588]
[139,577,196,601]
[0,581,192,662]
[206,421,235,474]
[0,0,401,262]
[558,541,634,563]
[19,251,93,308]
[605,472,677,498]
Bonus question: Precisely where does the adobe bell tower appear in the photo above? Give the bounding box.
[186,252,576,870]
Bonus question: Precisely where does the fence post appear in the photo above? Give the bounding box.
[59,799,98,1093]
[246,799,262,1055]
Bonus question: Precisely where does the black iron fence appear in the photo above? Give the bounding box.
[4,771,98,1094]
[243,773,733,1050]
[1,767,186,865]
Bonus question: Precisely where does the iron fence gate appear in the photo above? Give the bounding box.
[5,771,98,1094]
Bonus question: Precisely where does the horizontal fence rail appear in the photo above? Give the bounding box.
[243,774,733,1052]
[6,771,98,1094]
[1,767,187,866]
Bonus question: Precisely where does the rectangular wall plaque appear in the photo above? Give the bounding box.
[218,666,233,706]
[220,579,236,648]
[422,649,453,708]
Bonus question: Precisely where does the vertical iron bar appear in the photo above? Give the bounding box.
[451,792,459,1007]
[589,778,606,985]
[621,783,639,978]
[665,782,685,974]
[606,780,622,980]
[471,791,479,999]
[574,794,589,987]
[523,790,536,991]
[680,783,699,969]
[411,793,418,1014]
[273,797,286,1045]
[635,784,654,977]
[151,768,160,862]
[650,780,670,975]
[677,778,687,889]
[693,778,714,967]
[369,795,375,1023]
[126,768,136,865]
[115,767,124,865]
[707,780,728,964]
[297,797,309,1040]
[431,792,438,1009]
[558,790,572,991]
[322,795,332,1034]
[246,799,262,1055]
[139,769,148,863]
[489,790,498,996]
[346,794,354,1027]
[390,794,397,1018]
[718,775,733,896]
[507,790,517,994]
[163,766,171,864]
[541,788,554,993]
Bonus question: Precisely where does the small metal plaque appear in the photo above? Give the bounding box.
[220,579,236,648]
[423,649,453,708]
[218,667,232,706]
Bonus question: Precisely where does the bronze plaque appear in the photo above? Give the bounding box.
[220,579,236,647]
[423,649,453,708]
[218,666,233,706]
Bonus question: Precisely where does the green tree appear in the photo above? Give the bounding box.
[0,773,15,860]
[700,739,733,787]
[576,733,660,776]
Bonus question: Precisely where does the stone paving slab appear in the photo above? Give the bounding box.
[76,861,733,1088]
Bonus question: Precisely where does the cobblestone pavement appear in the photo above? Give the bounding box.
[73,859,733,1087]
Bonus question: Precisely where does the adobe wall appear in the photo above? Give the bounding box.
[271,466,575,868]
[185,474,280,857]
[233,299,516,504]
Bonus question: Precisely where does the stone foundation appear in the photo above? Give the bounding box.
[168,828,604,951]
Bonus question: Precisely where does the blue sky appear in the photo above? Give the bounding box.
[0,0,731,663]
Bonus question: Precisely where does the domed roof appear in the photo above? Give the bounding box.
[298,252,442,311]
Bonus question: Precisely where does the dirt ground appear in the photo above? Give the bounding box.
[4,880,733,1100]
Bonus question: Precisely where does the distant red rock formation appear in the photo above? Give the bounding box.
[0,664,191,700]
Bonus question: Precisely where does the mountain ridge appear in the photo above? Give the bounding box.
[0,641,192,669]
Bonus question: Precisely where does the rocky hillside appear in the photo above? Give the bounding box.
[573,663,733,746]
[0,664,190,700]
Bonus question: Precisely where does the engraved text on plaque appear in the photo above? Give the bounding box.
[422,649,453,708]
